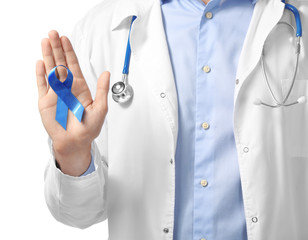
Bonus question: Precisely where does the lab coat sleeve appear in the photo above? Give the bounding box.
[43,20,109,229]
[44,137,108,229]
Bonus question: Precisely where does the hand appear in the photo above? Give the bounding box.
[36,30,110,176]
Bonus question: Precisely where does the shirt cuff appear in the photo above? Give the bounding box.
[81,154,95,176]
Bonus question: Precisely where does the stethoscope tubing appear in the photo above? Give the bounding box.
[123,16,137,75]
[111,16,137,103]
[282,0,302,37]
[256,1,305,108]
[260,33,300,106]
[113,2,305,106]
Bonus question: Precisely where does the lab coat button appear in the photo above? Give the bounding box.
[243,147,249,153]
[163,228,169,233]
[252,217,258,223]
[205,12,213,19]
[170,158,174,164]
[236,79,239,85]
[160,92,166,98]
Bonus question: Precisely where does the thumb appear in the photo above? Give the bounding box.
[93,71,110,113]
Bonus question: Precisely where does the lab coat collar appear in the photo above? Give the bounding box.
[111,0,259,30]
[111,0,155,31]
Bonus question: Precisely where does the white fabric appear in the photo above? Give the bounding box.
[44,0,308,239]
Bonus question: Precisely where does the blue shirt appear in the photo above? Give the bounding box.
[160,0,256,239]
[84,0,256,239]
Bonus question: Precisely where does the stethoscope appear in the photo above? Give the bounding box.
[113,2,306,107]
[111,16,137,103]
[254,0,306,107]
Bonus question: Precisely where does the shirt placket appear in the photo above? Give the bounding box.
[193,3,218,240]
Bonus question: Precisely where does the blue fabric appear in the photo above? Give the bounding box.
[81,154,95,176]
[161,0,256,239]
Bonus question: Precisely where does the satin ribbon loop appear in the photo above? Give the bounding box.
[48,65,84,130]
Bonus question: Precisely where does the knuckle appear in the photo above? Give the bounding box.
[56,55,66,63]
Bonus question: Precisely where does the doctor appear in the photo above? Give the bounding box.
[36,0,308,239]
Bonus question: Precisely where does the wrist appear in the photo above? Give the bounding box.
[53,144,92,176]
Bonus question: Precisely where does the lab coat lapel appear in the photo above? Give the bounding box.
[111,0,179,151]
[111,0,153,31]
[234,0,285,105]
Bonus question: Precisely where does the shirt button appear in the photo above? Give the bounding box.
[236,79,240,85]
[202,65,211,73]
[170,158,174,164]
[202,122,210,130]
[163,228,169,233]
[201,179,208,187]
[205,11,213,19]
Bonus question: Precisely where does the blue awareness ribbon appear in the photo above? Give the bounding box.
[48,65,84,130]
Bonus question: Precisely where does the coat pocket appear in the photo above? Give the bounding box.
[281,78,308,104]
[281,79,308,157]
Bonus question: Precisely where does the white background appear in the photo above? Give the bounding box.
[0,0,108,239]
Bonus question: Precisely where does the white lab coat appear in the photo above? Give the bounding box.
[44,0,308,239]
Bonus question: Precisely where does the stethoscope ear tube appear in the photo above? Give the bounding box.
[283,0,302,37]
[112,16,137,104]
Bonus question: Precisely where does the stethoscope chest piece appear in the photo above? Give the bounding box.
[112,15,137,104]
[112,74,134,103]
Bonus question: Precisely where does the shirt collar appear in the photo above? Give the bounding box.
[160,0,258,5]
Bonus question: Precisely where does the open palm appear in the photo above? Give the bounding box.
[36,30,110,175]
